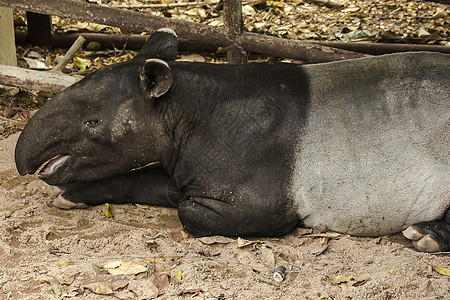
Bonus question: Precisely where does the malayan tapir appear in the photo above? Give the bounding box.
[15,29,449,252]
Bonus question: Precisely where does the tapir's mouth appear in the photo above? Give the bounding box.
[38,155,71,178]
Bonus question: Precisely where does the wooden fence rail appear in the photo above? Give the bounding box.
[0,0,367,63]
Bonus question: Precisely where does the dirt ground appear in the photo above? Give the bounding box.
[0,133,449,299]
[1,0,449,298]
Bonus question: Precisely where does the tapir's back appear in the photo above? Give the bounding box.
[291,52,450,236]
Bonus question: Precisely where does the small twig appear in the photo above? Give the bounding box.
[51,36,86,73]
[21,48,31,59]
[0,116,21,123]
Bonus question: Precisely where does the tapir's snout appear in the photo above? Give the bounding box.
[14,100,71,182]
[15,132,40,176]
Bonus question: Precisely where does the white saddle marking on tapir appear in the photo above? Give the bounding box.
[290,54,450,236]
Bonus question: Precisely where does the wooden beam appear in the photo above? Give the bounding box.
[311,40,450,55]
[0,6,17,66]
[2,0,229,47]
[239,32,366,63]
[0,64,81,93]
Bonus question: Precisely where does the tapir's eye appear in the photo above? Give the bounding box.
[84,119,100,127]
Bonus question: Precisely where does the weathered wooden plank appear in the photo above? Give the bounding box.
[312,40,450,55]
[0,64,80,94]
[0,6,17,66]
[239,32,367,63]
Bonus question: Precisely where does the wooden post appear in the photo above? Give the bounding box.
[223,0,246,64]
[0,6,17,66]
[26,12,52,47]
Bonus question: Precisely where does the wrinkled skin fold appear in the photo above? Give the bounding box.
[15,29,450,252]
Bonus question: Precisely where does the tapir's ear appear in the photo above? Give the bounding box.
[139,59,173,98]
[134,28,178,61]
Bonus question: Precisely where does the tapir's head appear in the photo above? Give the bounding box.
[15,29,178,185]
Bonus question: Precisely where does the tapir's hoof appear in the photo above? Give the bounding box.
[46,185,63,197]
[402,222,450,252]
[53,195,89,209]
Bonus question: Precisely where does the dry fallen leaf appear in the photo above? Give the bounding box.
[429,264,450,276]
[175,268,183,281]
[198,236,232,245]
[237,237,263,248]
[233,248,262,270]
[110,274,134,290]
[85,282,114,295]
[102,203,113,218]
[260,246,276,269]
[178,287,203,296]
[128,279,159,299]
[39,275,62,296]
[62,287,80,297]
[152,265,170,295]
[329,275,368,289]
[103,260,147,275]
[114,289,136,300]
[56,271,79,285]
[40,275,80,297]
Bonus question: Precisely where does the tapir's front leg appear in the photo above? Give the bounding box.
[48,165,183,209]
[178,196,297,237]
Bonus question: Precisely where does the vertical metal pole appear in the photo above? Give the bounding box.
[26,11,52,47]
[0,6,17,66]
[223,0,246,64]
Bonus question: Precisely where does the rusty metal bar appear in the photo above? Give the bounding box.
[16,31,449,56]
[14,31,219,53]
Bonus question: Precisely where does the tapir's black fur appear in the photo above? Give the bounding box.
[15,29,450,252]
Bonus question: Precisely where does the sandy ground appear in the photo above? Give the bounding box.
[0,133,449,299]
